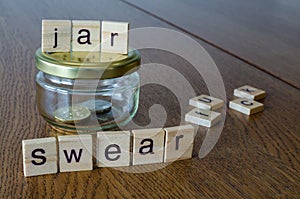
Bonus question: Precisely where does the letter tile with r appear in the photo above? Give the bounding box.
[164,125,195,162]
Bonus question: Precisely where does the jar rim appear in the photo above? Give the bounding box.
[35,48,140,79]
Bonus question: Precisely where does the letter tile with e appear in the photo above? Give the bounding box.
[97,131,131,167]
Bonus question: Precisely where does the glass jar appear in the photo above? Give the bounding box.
[35,49,140,133]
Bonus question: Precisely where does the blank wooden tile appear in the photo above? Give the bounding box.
[58,135,93,172]
[101,21,129,54]
[164,125,195,163]
[189,95,224,110]
[72,20,100,52]
[234,85,266,100]
[229,98,264,115]
[97,131,131,167]
[132,128,165,165]
[22,137,57,177]
[42,20,71,52]
[185,108,221,127]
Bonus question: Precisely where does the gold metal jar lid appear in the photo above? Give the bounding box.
[35,48,141,79]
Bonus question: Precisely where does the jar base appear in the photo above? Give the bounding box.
[45,104,138,135]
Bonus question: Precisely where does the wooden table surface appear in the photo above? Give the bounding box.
[125,0,300,89]
[0,0,299,198]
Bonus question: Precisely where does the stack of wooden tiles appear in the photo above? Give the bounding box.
[229,85,266,115]
[185,94,224,127]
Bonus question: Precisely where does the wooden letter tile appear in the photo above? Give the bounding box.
[97,131,131,167]
[164,125,195,163]
[22,137,57,177]
[229,98,264,115]
[185,108,221,127]
[42,20,71,52]
[189,95,224,110]
[58,135,93,172]
[72,20,100,52]
[101,21,129,54]
[234,85,266,100]
[132,128,165,165]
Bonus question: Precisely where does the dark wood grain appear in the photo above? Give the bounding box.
[0,0,299,198]
[124,0,300,90]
